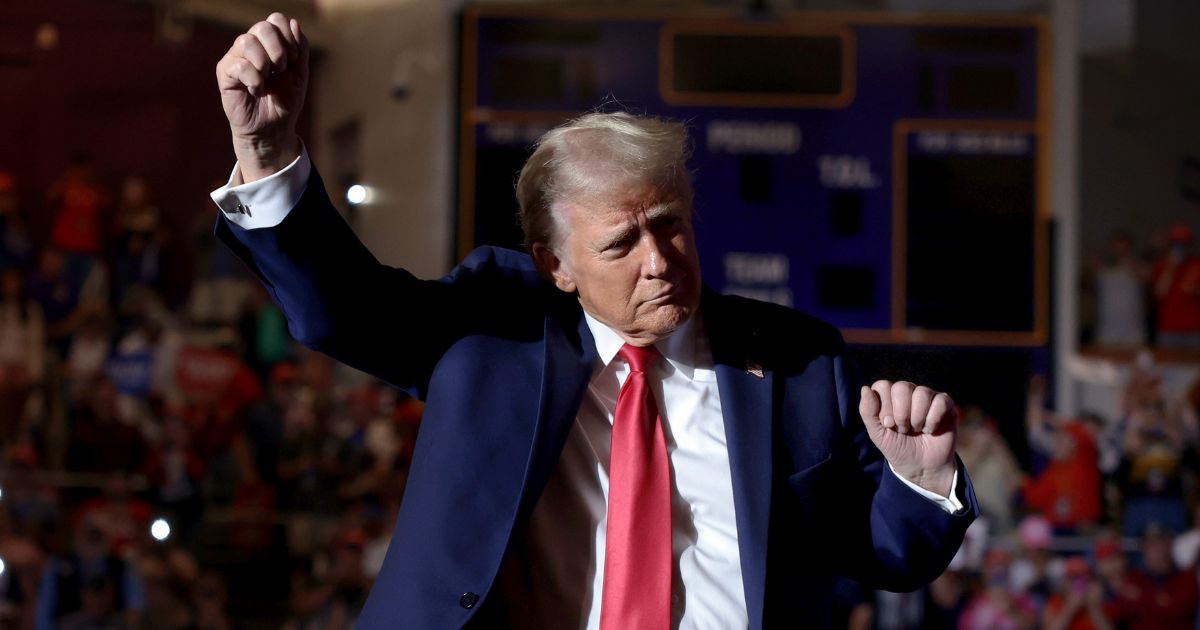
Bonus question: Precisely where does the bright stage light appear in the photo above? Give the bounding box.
[151,518,171,542]
[347,184,369,205]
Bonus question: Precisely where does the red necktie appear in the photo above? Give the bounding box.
[601,343,672,630]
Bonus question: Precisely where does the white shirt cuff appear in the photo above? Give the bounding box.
[889,462,964,514]
[209,145,312,230]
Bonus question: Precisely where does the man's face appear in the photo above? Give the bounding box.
[539,182,702,346]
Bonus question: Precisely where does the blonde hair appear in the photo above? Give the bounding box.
[515,111,693,253]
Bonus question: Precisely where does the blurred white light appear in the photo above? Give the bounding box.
[0,557,6,576]
[346,184,370,205]
[0,484,4,501]
[150,518,171,542]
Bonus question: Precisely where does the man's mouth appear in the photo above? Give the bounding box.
[645,286,679,304]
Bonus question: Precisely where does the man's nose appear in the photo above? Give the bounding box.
[639,233,674,278]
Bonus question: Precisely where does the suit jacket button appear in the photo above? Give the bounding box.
[460,592,479,609]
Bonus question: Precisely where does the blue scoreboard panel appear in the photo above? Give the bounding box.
[458,6,1048,347]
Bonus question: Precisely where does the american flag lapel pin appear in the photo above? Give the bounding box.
[746,360,764,379]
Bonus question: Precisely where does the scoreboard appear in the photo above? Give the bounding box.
[458,6,1048,346]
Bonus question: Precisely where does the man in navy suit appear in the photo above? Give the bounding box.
[212,14,978,629]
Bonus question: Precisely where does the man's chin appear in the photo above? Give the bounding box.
[646,303,694,335]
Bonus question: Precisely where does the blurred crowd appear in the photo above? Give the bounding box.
[0,163,422,629]
[1084,223,1200,349]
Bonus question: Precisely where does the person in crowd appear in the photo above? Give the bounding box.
[34,512,146,630]
[108,307,175,441]
[76,475,153,557]
[284,528,372,630]
[142,416,205,538]
[1010,515,1065,608]
[336,387,405,505]
[0,268,45,441]
[1153,222,1200,348]
[1091,534,1127,606]
[1025,375,1110,532]
[958,547,1037,630]
[0,500,46,629]
[110,299,183,404]
[56,574,130,630]
[1041,556,1113,630]
[957,406,1022,533]
[192,571,235,630]
[185,399,243,507]
[1021,419,1103,532]
[925,568,970,630]
[1,443,61,549]
[112,177,161,241]
[47,155,108,289]
[65,314,112,401]
[244,360,297,486]
[181,345,262,505]
[110,177,164,316]
[28,248,110,352]
[28,248,82,341]
[276,385,321,515]
[136,545,200,630]
[1029,373,1124,478]
[1104,524,1198,629]
[67,375,147,476]
[0,170,33,271]
[185,266,252,328]
[1117,383,1192,535]
[1092,230,1148,347]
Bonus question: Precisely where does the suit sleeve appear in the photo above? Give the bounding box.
[213,164,546,399]
[826,349,979,592]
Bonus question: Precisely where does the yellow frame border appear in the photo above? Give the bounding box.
[657,21,856,109]
[881,119,1049,348]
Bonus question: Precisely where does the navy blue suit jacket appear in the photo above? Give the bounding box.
[215,168,978,629]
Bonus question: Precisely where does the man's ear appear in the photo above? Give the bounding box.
[532,242,577,294]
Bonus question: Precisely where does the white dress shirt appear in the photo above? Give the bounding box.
[211,149,964,628]
[209,148,310,230]
[499,312,748,629]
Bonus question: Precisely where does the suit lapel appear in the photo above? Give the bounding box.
[704,289,774,630]
[520,299,596,513]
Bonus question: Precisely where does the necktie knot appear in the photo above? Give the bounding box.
[619,343,660,374]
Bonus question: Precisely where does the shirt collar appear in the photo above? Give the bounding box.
[582,310,698,380]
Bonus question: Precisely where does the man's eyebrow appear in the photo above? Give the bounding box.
[592,202,683,250]
[595,224,637,250]
[645,201,682,219]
